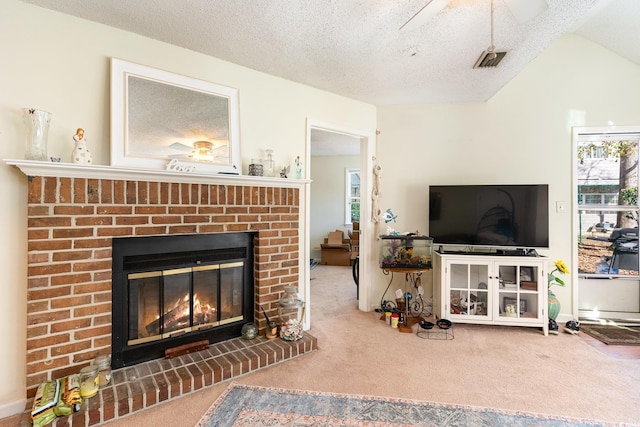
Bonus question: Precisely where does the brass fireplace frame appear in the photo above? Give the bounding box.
[111,232,256,368]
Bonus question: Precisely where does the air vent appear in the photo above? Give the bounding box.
[473,50,507,68]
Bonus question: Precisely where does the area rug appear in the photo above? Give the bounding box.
[581,324,640,345]
[195,383,633,427]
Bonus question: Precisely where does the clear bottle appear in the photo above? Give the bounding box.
[263,149,275,177]
[94,354,112,387]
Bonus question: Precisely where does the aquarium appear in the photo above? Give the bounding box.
[379,235,433,269]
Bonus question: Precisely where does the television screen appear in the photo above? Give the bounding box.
[429,184,549,249]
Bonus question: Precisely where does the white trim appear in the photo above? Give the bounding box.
[3,159,309,188]
[572,125,640,321]
[110,58,242,175]
[306,119,377,315]
[344,168,360,225]
[0,398,27,419]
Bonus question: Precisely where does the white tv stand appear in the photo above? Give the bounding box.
[433,252,548,335]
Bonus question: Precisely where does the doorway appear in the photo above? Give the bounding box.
[574,126,640,323]
[305,120,376,318]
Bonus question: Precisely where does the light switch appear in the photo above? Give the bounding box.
[556,201,566,213]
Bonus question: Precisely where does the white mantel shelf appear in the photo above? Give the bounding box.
[4,159,310,188]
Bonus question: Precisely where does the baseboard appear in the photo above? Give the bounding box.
[555,314,575,325]
[0,398,27,419]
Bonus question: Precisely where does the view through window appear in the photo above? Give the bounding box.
[345,168,360,224]
[577,134,640,276]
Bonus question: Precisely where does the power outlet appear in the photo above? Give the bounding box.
[556,201,566,213]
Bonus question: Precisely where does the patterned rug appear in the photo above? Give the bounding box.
[581,324,640,345]
[195,383,633,427]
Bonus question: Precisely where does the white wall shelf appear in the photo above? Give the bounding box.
[3,159,310,188]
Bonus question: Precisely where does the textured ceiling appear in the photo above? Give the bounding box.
[19,0,639,107]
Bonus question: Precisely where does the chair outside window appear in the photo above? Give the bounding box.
[608,228,639,273]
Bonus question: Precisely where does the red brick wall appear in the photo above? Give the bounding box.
[25,176,300,397]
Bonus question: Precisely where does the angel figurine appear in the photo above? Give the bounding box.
[72,128,93,165]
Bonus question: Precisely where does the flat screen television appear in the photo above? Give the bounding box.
[428,184,549,249]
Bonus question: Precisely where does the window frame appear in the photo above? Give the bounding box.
[344,168,360,225]
[575,129,640,278]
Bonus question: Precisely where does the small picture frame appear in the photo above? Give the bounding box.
[503,296,527,316]
[519,266,534,282]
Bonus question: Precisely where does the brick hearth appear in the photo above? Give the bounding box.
[17,334,317,426]
[23,171,304,401]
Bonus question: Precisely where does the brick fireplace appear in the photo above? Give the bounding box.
[111,231,256,368]
[23,165,305,399]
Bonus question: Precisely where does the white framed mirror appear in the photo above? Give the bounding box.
[110,58,241,174]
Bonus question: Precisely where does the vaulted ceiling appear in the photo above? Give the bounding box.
[20,0,639,106]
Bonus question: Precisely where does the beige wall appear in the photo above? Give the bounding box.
[2,0,640,417]
[0,0,376,415]
[310,155,360,260]
[376,35,640,317]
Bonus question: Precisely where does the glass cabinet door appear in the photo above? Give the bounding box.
[497,264,539,320]
[449,262,490,318]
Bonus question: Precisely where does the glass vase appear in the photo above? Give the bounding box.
[277,286,305,341]
[22,108,51,161]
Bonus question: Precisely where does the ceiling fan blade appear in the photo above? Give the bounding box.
[399,0,448,32]
[169,142,193,153]
[504,0,548,23]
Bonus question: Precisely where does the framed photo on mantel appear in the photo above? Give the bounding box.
[110,58,241,175]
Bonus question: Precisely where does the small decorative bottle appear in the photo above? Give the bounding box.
[94,354,111,387]
[263,149,275,177]
[294,155,303,179]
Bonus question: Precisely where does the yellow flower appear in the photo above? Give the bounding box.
[548,259,569,288]
[554,259,569,275]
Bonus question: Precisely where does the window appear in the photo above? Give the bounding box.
[577,133,640,276]
[345,168,360,224]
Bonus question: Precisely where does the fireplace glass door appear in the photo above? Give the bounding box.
[127,262,243,346]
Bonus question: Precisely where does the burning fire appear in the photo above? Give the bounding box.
[141,293,217,338]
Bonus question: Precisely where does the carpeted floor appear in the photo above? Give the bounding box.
[7,265,633,427]
[581,324,640,345]
[196,383,632,427]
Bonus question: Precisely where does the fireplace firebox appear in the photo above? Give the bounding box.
[111,232,255,368]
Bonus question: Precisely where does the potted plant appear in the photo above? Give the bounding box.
[547,259,569,334]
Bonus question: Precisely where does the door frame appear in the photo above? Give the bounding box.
[305,119,377,318]
[573,125,640,322]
